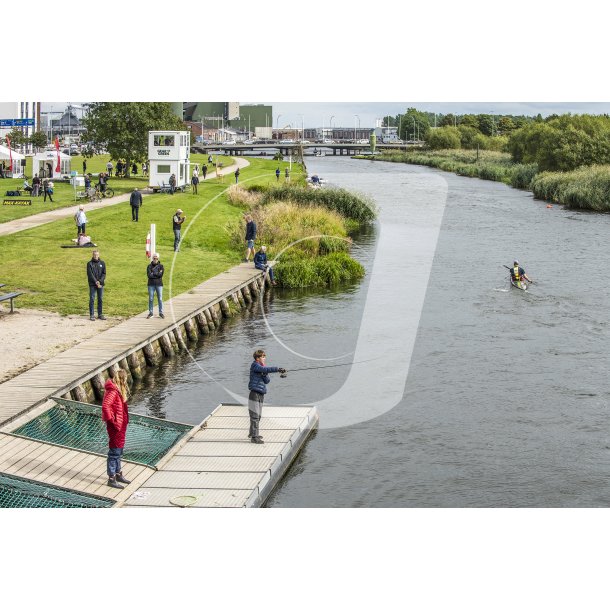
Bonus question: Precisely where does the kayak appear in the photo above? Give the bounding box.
[510,277,527,291]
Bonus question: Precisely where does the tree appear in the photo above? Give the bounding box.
[427,126,461,150]
[29,131,48,151]
[399,108,431,141]
[440,113,457,127]
[82,102,184,173]
[4,128,27,148]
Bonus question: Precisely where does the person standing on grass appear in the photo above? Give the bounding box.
[146,253,164,319]
[75,205,87,237]
[202,164,208,180]
[285,167,290,182]
[106,160,113,177]
[173,208,186,251]
[43,177,53,202]
[102,369,131,489]
[87,250,106,321]
[247,349,286,444]
[83,159,87,174]
[32,174,41,197]
[130,187,142,221]
[169,173,177,194]
[191,171,199,194]
[244,214,257,262]
[275,167,280,182]
[234,167,240,184]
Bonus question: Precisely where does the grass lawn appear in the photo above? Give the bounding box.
[0,157,303,317]
[0,152,236,224]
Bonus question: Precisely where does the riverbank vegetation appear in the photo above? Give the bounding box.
[225,183,376,288]
[369,110,610,211]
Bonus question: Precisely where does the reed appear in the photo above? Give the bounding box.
[275,252,365,288]
[531,165,610,211]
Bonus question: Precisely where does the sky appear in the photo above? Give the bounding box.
[40,101,610,129]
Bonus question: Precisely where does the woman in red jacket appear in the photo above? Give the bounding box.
[102,369,131,489]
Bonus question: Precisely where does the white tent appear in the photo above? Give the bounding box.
[0,144,26,178]
[32,149,71,180]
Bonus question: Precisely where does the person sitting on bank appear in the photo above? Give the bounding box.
[253,245,277,286]
[23,179,32,193]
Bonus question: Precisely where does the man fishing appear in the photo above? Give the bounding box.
[509,260,532,285]
[247,350,286,444]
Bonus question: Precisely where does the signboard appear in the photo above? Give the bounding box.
[0,118,35,127]
[3,199,32,206]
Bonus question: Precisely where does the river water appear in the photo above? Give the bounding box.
[128,156,610,507]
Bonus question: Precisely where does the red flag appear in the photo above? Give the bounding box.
[54,136,61,173]
[5,136,13,172]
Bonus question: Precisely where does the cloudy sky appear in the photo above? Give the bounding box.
[40,101,610,129]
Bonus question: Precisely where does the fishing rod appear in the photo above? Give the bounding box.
[279,356,382,378]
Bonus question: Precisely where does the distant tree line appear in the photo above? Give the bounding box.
[4,128,48,150]
[385,109,610,172]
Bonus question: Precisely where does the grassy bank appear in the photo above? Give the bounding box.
[0,157,299,317]
[361,150,538,190]
[224,183,376,288]
[0,152,235,224]
[360,149,610,212]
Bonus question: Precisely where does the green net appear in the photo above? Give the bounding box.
[13,397,192,468]
[0,472,114,508]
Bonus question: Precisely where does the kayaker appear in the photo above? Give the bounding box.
[509,260,532,284]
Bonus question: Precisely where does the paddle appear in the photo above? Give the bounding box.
[503,265,534,283]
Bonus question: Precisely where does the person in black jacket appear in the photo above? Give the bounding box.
[87,250,106,321]
[130,187,142,222]
[244,214,257,262]
[146,253,164,319]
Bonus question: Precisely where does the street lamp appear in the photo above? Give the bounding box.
[276,114,282,141]
[299,114,304,141]
[354,114,360,142]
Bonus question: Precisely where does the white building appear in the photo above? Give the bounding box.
[0,102,41,153]
[148,131,190,191]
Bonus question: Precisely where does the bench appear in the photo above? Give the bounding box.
[3,199,32,206]
[0,292,24,313]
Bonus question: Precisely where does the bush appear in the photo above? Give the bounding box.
[427,126,461,150]
[275,252,365,288]
[509,163,538,189]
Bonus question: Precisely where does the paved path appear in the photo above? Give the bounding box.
[0,157,250,238]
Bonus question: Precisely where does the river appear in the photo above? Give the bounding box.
[128,155,610,507]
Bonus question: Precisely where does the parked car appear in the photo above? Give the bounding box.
[223,139,237,145]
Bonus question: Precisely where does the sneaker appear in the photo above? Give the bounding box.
[107,477,124,489]
[244,258,249,262]
[159,313,165,319]
[89,316,95,321]
[98,315,107,320]
[251,437,264,444]
[147,313,153,319]
[115,472,131,484]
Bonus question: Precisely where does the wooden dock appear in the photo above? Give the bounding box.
[0,403,317,508]
[122,404,318,508]
[0,262,270,427]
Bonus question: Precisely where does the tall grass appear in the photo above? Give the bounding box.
[275,252,365,288]
[531,165,610,211]
[226,201,350,257]
[367,150,539,190]
[251,184,378,222]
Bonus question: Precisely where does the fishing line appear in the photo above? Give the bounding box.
[281,355,383,376]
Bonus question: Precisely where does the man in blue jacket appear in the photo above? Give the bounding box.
[248,349,286,444]
[254,245,277,286]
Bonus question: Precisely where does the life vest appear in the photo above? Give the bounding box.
[513,265,520,280]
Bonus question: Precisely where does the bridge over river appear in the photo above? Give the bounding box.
[192,142,423,156]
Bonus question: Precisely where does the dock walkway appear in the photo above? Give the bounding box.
[0,261,267,427]
[0,403,317,508]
